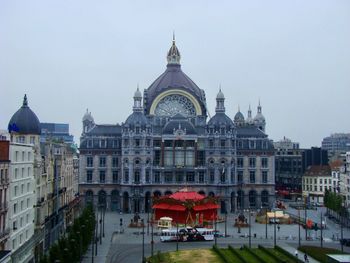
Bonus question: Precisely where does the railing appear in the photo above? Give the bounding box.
[0,202,8,211]
[0,228,10,240]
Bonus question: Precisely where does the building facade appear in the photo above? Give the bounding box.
[0,140,10,251]
[322,133,350,154]
[274,137,303,196]
[302,165,333,205]
[79,40,275,213]
[7,95,81,262]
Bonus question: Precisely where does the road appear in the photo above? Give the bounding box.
[81,205,350,263]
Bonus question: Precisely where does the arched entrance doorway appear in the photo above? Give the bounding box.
[98,190,107,208]
[145,192,151,213]
[237,190,244,210]
[220,200,226,213]
[249,190,257,208]
[111,190,119,211]
[123,192,129,213]
[261,190,269,207]
[85,190,93,205]
[231,192,235,212]
[133,197,140,213]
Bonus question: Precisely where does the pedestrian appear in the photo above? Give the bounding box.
[277,225,280,232]
[294,250,298,258]
[304,253,309,262]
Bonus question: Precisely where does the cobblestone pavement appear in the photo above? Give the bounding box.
[81,206,350,263]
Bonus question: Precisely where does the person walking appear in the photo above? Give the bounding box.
[294,250,298,258]
[304,253,309,262]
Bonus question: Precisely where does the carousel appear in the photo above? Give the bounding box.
[152,189,220,226]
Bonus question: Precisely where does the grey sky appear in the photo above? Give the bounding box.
[1,0,349,147]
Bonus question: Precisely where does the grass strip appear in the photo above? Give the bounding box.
[228,245,246,263]
[212,245,229,263]
[275,246,304,263]
[299,245,349,263]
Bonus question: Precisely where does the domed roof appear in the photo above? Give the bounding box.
[208,113,233,127]
[134,87,142,98]
[125,112,148,126]
[216,89,225,100]
[144,40,206,115]
[254,112,265,122]
[8,95,41,135]
[162,114,197,135]
[83,109,94,122]
[234,111,245,122]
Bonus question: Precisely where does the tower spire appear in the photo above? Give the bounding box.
[215,87,225,113]
[23,94,28,107]
[167,34,181,65]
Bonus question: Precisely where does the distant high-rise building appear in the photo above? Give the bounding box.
[274,137,303,198]
[302,147,328,172]
[322,133,350,152]
[40,122,74,143]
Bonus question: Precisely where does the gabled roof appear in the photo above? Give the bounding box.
[304,165,331,177]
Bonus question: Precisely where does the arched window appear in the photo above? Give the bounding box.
[85,190,93,205]
[98,190,107,207]
[249,190,257,208]
[261,190,269,205]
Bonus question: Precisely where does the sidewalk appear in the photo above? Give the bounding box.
[81,211,116,263]
[280,243,320,263]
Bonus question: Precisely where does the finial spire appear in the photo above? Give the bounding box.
[23,94,28,107]
[167,34,181,65]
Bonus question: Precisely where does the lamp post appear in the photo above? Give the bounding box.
[141,219,145,263]
[147,199,150,236]
[273,210,276,247]
[249,207,251,248]
[304,197,307,241]
[298,208,301,248]
[176,219,179,251]
[214,214,217,246]
[99,206,102,245]
[341,201,344,253]
[102,205,105,238]
[151,209,154,258]
[95,207,98,256]
[224,211,227,238]
[263,203,267,239]
[320,211,323,248]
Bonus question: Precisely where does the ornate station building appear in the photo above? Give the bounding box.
[79,39,275,213]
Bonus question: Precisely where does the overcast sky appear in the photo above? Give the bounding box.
[1,0,349,147]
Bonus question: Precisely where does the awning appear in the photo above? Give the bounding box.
[153,203,170,209]
[167,204,186,211]
[193,203,219,211]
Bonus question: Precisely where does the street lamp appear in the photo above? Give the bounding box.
[147,199,150,236]
[102,205,105,238]
[298,208,301,248]
[176,218,179,251]
[224,211,227,238]
[341,201,344,253]
[151,208,154,258]
[214,214,217,246]
[320,211,323,248]
[273,210,276,247]
[304,196,308,241]
[248,206,251,248]
[142,219,145,263]
[99,206,102,245]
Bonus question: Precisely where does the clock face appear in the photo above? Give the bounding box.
[154,94,196,117]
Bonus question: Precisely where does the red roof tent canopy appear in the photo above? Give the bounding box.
[168,191,205,202]
[153,203,186,211]
[193,203,220,211]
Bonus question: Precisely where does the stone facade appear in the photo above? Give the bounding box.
[79,40,275,213]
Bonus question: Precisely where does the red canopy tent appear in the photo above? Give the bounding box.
[152,189,220,225]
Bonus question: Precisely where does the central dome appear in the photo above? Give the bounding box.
[144,39,206,116]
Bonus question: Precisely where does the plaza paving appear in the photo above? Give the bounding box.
[81,205,350,263]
